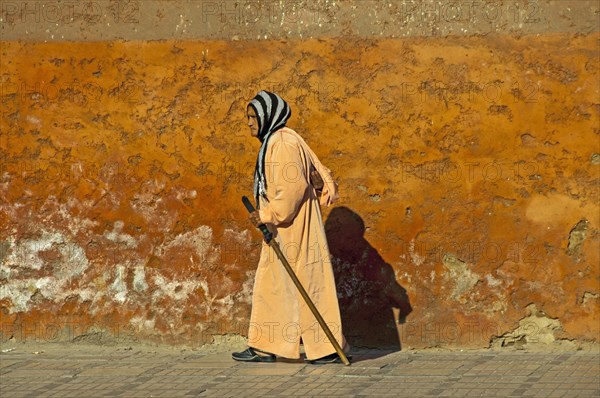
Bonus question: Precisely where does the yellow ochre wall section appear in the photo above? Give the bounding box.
[1,33,598,348]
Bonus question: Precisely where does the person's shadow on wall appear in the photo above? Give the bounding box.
[325,206,412,351]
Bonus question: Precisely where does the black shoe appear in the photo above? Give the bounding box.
[232,347,276,362]
[306,352,352,365]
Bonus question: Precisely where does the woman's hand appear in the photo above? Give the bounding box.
[310,170,324,191]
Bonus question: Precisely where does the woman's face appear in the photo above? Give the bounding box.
[247,106,259,138]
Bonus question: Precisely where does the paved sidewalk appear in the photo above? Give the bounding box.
[0,344,598,398]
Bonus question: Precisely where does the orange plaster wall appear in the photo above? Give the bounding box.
[1,34,598,348]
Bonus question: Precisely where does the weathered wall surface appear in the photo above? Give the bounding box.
[1,1,599,350]
[1,0,599,40]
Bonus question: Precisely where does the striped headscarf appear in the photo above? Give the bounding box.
[248,91,292,207]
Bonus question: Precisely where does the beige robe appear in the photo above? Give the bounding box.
[249,127,346,360]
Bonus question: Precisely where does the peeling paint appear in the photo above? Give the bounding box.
[110,264,128,303]
[567,219,589,256]
[409,239,425,266]
[104,221,137,248]
[443,253,480,302]
[581,292,599,307]
[133,264,148,292]
[0,230,91,312]
[491,304,576,349]
[485,274,502,287]
[152,274,198,302]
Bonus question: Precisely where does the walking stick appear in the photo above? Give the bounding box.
[242,196,351,366]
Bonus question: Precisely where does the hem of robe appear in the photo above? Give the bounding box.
[249,343,343,361]
[248,328,349,360]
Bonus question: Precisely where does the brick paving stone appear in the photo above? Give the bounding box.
[1,347,599,397]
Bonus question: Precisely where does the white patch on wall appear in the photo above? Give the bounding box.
[125,226,256,333]
[3,223,257,339]
[409,239,425,266]
[130,179,177,229]
[133,264,149,292]
[485,273,502,287]
[239,269,256,303]
[0,230,91,312]
[104,221,137,248]
[152,273,198,302]
[3,231,64,271]
[26,115,42,127]
[156,225,214,259]
[110,264,128,303]
[59,200,99,235]
[0,280,38,313]
[442,253,480,303]
[130,315,156,333]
